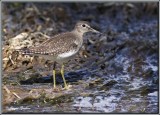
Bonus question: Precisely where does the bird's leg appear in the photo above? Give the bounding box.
[60,63,68,89]
[53,62,56,89]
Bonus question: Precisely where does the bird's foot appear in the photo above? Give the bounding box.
[52,85,72,91]
[63,84,72,90]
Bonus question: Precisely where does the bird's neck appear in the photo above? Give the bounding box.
[71,29,84,49]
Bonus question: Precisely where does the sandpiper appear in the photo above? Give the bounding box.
[19,21,100,89]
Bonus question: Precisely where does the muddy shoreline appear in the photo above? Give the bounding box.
[2,2,158,113]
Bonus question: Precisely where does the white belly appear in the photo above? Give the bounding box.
[56,50,79,63]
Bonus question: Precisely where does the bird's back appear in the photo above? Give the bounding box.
[20,31,82,57]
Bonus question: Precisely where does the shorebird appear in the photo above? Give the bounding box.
[18,21,100,89]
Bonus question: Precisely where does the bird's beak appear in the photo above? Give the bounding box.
[89,27,101,34]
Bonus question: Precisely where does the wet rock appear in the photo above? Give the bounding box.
[141,68,154,78]
[99,80,118,91]
[88,78,104,89]
[45,93,73,104]
[140,86,152,96]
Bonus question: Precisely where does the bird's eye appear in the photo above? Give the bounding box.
[82,24,86,27]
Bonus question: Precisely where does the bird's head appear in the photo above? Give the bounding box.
[74,21,100,34]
